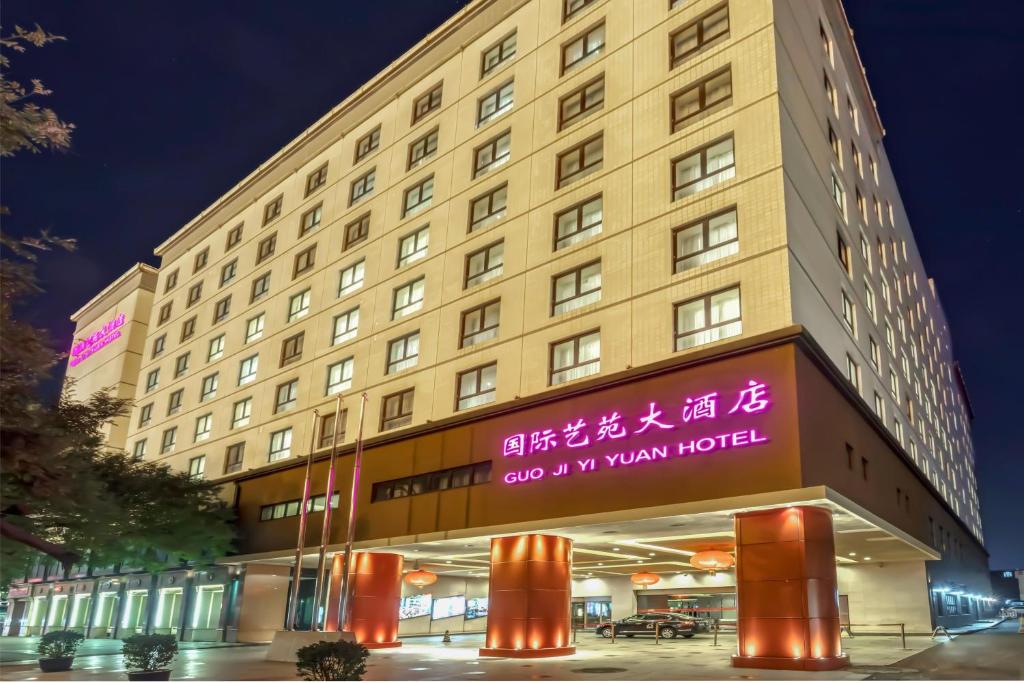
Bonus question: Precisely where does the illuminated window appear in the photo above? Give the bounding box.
[299,204,322,237]
[481,31,517,77]
[556,134,603,188]
[326,358,354,396]
[469,183,508,232]
[194,414,212,443]
[287,289,311,322]
[408,128,438,170]
[275,379,299,414]
[338,260,365,296]
[331,307,359,346]
[305,163,328,197]
[673,208,738,272]
[561,22,605,75]
[412,83,443,124]
[350,168,375,205]
[559,75,604,130]
[460,299,500,348]
[672,136,735,200]
[386,331,420,375]
[552,260,601,315]
[245,313,265,343]
[550,330,600,385]
[354,126,380,163]
[671,67,732,132]
[457,363,497,410]
[473,130,511,178]
[238,354,258,386]
[477,80,514,126]
[465,241,504,288]
[231,398,252,429]
[670,4,729,67]
[397,226,429,267]
[392,277,425,320]
[268,428,292,462]
[402,175,434,217]
[674,287,741,351]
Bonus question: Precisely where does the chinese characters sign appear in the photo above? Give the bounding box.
[69,313,126,367]
[501,379,772,485]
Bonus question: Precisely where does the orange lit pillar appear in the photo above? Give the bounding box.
[732,506,848,671]
[480,534,575,658]
[324,552,402,649]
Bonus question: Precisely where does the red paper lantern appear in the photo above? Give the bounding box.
[630,572,661,587]
[689,550,735,572]
[404,568,438,587]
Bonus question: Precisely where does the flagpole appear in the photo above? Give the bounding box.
[337,392,368,634]
[312,395,343,631]
[284,410,320,631]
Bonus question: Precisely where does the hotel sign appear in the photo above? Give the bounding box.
[69,313,126,367]
[500,379,772,485]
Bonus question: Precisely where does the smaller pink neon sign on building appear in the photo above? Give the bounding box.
[69,313,126,367]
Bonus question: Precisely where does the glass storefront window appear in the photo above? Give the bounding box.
[191,585,225,630]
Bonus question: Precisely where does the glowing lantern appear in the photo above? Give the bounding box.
[630,572,660,587]
[689,550,735,573]
[404,569,438,587]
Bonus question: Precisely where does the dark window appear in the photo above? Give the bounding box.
[563,0,599,22]
[671,135,735,200]
[250,271,271,302]
[213,296,231,323]
[167,389,183,415]
[299,203,322,236]
[256,233,277,263]
[561,22,605,74]
[372,461,491,502]
[473,130,511,178]
[152,334,166,358]
[263,195,283,225]
[386,331,420,374]
[224,443,245,474]
[259,491,340,521]
[837,231,851,275]
[380,389,415,431]
[280,332,304,366]
[554,195,603,250]
[460,299,500,348]
[477,80,514,126]
[403,175,435,217]
[344,214,370,251]
[412,83,443,124]
[350,168,375,205]
[160,427,177,454]
[158,302,172,325]
[138,403,153,427]
[305,164,328,197]
[465,240,505,288]
[164,269,179,292]
[670,3,729,68]
[559,75,605,130]
[187,282,203,307]
[355,126,381,162]
[408,128,439,170]
[275,379,299,413]
[226,224,243,250]
[552,260,601,315]
[671,67,732,132]
[317,410,348,449]
[673,207,738,272]
[293,244,317,278]
[180,316,196,342]
[481,31,517,77]
[469,183,508,232]
[220,259,237,286]
[556,134,603,188]
[193,248,209,273]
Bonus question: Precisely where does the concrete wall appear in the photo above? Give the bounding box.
[235,564,290,642]
[836,561,932,634]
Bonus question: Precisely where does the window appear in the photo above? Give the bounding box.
[563,0,598,21]
[160,427,177,454]
[152,335,166,358]
[860,232,871,270]
[884,320,894,350]
[552,196,603,251]
[350,168,375,205]
[332,307,360,345]
[194,414,212,443]
[275,379,299,413]
[869,155,878,183]
[469,183,508,232]
[473,130,511,178]
[305,163,328,197]
[824,71,837,114]
[220,259,237,287]
[167,389,183,415]
[231,397,252,429]
[138,403,153,427]
[193,248,209,273]
[561,22,605,74]
[259,492,340,520]
[238,354,259,386]
[287,289,311,322]
[847,95,860,133]
[213,296,231,324]
[856,187,867,222]
[556,134,603,188]
[888,369,898,399]
[354,126,380,162]
[481,31,517,77]
[457,363,497,410]
[326,358,354,395]
[245,313,265,343]
[874,391,884,418]
[465,241,504,288]
[317,410,347,449]
[845,354,861,393]
[674,287,741,351]
[851,142,863,178]
[671,67,732,132]
[673,207,738,272]
[841,290,856,335]
[407,128,438,170]
[412,83,443,124]
[869,336,880,370]
[672,135,735,200]
[477,80,514,126]
[145,369,160,392]
[397,226,429,267]
[864,278,876,321]
[250,272,271,302]
[268,428,293,462]
[828,121,842,166]
[158,302,172,325]
[372,461,491,502]
[820,19,834,65]
[381,389,414,431]
[180,316,196,341]
[559,75,605,130]
[256,233,277,264]
[670,3,729,67]
[386,331,420,374]
[132,439,147,458]
[460,299,500,348]
[174,352,190,378]
[837,231,851,276]
[263,195,283,225]
[339,214,369,252]
[226,224,243,250]
[392,277,425,320]
[550,330,600,385]
[187,282,203,307]
[280,332,304,366]
[338,260,365,295]
[292,245,317,279]
[402,175,434,217]
[200,373,219,401]
[552,260,601,315]
[224,443,245,474]
[299,204,322,237]
[164,269,179,293]
[831,171,846,214]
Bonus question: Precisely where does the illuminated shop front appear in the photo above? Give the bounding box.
[182,566,236,642]
[89,578,123,639]
[24,586,50,636]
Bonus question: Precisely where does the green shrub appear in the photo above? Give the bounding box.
[295,640,369,681]
[121,634,178,672]
[38,630,85,659]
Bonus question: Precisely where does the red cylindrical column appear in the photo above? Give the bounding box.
[480,534,575,658]
[324,552,402,649]
[731,506,849,671]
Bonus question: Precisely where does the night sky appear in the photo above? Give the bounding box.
[3,2,1021,568]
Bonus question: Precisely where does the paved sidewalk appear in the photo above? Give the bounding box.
[0,631,940,681]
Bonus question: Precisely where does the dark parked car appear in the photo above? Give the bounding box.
[595,613,697,639]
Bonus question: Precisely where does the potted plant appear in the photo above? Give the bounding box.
[295,640,369,681]
[37,630,85,672]
[122,634,178,681]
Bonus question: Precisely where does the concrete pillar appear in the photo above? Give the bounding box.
[325,553,402,649]
[732,506,848,671]
[480,534,575,658]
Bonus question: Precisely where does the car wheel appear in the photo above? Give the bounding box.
[682,634,695,639]
[660,626,677,639]
[599,626,613,638]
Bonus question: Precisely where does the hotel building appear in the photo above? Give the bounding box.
[6,0,994,668]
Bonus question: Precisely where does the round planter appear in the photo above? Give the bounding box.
[127,670,172,681]
[39,657,74,673]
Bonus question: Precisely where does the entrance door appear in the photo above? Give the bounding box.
[153,588,183,634]
[121,590,149,636]
[91,592,119,638]
[27,596,48,636]
[46,594,68,633]
[572,598,612,628]
[68,594,92,632]
[189,585,225,641]
[6,600,27,636]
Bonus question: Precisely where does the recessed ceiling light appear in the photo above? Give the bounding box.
[636,560,643,564]
[848,552,856,557]
[648,552,656,557]
[863,556,872,561]
[598,563,604,566]
[445,560,453,564]
[612,547,621,551]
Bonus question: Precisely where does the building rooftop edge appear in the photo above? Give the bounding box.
[832,0,885,137]
[69,262,158,323]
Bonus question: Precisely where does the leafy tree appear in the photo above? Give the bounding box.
[0,25,234,586]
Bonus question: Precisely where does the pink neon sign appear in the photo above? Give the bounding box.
[500,379,772,486]
[69,313,126,367]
